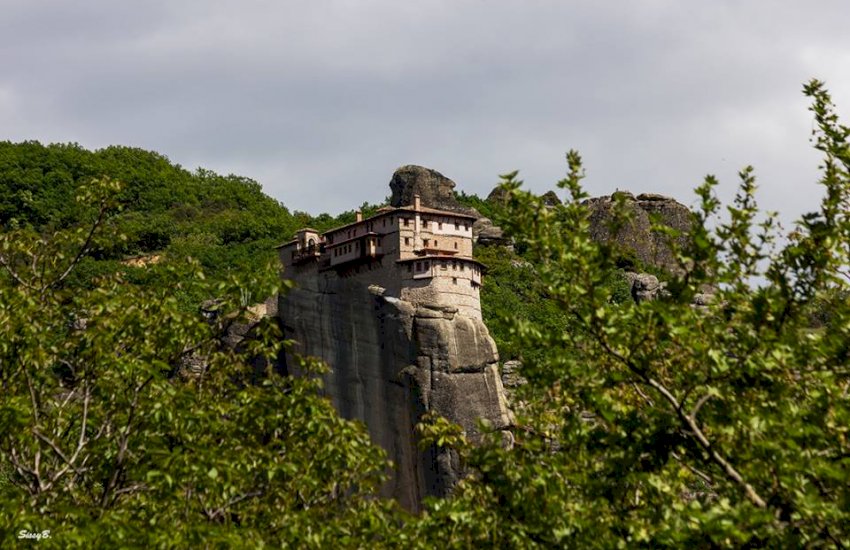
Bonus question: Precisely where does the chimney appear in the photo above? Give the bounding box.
[413,194,421,212]
[356,210,363,222]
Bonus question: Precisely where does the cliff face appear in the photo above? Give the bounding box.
[278,165,512,510]
[279,273,511,511]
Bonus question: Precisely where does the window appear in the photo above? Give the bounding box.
[407,264,412,272]
[424,239,429,247]
[455,222,459,230]
[452,262,457,270]
[403,218,410,227]
[452,278,457,285]
[441,261,447,270]
[424,261,430,269]
[434,240,439,248]
[416,262,422,271]
[382,219,386,227]
[438,221,443,230]
[454,242,458,250]
[405,237,410,245]
[464,223,469,231]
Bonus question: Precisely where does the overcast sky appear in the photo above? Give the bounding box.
[2,1,849,223]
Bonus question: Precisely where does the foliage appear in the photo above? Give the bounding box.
[0,180,404,548]
[0,142,392,312]
[4,81,850,547]
[412,80,850,547]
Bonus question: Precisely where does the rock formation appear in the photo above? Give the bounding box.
[540,190,562,207]
[584,191,693,273]
[389,165,480,217]
[279,272,512,511]
[278,166,513,511]
[472,217,511,248]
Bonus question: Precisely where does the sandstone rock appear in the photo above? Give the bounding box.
[486,185,510,205]
[500,359,527,405]
[473,217,511,247]
[429,365,513,441]
[414,311,499,372]
[541,190,562,207]
[630,272,660,303]
[389,165,479,217]
[636,192,674,201]
[279,274,511,511]
[584,191,693,273]
[692,292,714,306]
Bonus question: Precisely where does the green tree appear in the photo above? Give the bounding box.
[0,178,403,548]
[412,80,850,547]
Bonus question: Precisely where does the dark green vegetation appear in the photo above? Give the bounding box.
[0,142,383,307]
[2,80,850,547]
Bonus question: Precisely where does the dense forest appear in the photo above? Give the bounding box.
[1,81,849,547]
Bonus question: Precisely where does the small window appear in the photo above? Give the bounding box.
[424,239,429,247]
[438,222,443,230]
[454,242,458,250]
[424,261,430,269]
[404,218,410,227]
[434,240,439,248]
[441,261,447,270]
[405,237,410,245]
[382,219,386,227]
[464,223,469,231]
[452,278,457,285]
[455,222,459,230]
[416,261,422,271]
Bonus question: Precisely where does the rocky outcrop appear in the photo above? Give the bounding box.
[622,271,717,306]
[486,185,510,205]
[624,272,663,303]
[541,190,562,207]
[500,360,527,404]
[584,191,693,273]
[472,217,511,248]
[279,274,512,511]
[389,165,480,217]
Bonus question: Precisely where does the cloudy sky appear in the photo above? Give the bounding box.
[2,1,849,222]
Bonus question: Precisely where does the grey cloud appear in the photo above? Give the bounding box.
[1,1,848,222]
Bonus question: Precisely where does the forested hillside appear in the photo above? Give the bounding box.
[0,141,385,306]
[3,78,850,549]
